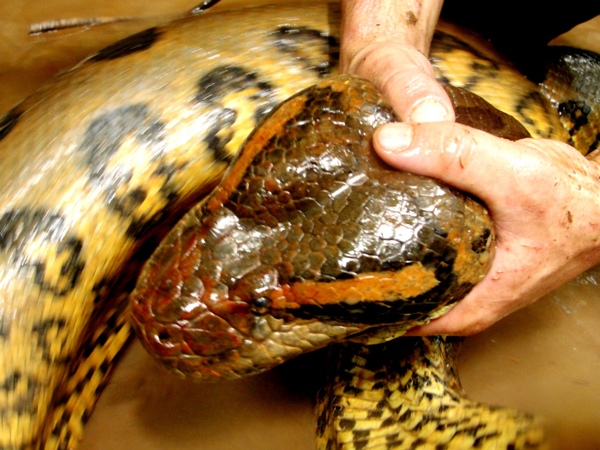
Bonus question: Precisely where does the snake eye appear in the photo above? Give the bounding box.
[252,297,270,314]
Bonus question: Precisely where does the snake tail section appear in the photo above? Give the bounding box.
[316,336,546,450]
[130,76,494,381]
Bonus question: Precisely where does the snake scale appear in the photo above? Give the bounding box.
[0,2,598,449]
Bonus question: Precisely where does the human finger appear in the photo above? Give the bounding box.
[346,42,455,122]
[373,121,541,208]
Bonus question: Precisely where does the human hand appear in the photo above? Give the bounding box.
[373,121,600,335]
[340,0,454,123]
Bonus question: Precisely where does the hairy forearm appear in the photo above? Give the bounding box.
[340,0,444,70]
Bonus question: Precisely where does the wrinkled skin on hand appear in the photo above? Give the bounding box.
[374,122,600,335]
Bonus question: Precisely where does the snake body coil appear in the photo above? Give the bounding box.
[0,2,598,449]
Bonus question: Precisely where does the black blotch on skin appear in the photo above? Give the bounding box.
[77,103,171,221]
[195,65,274,106]
[591,133,600,152]
[203,107,237,162]
[352,429,371,439]
[338,418,356,431]
[78,103,163,179]
[0,371,22,391]
[50,410,71,439]
[91,27,161,61]
[271,26,340,77]
[513,90,556,137]
[114,188,148,217]
[0,208,85,296]
[0,320,8,339]
[558,99,591,135]
[0,107,22,142]
[124,191,180,239]
[0,370,41,416]
[31,318,68,362]
[429,30,500,71]
[195,66,277,160]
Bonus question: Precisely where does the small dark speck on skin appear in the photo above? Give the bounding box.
[406,11,418,26]
[567,211,573,223]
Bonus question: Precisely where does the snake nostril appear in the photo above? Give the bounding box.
[157,330,171,342]
[145,324,183,358]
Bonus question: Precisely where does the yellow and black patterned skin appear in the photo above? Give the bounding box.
[317,336,546,449]
[0,2,598,449]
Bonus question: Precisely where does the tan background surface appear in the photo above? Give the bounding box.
[0,2,599,449]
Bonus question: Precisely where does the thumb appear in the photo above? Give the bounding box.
[372,121,526,207]
[347,42,455,123]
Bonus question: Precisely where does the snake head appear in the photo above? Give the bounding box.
[130,76,494,381]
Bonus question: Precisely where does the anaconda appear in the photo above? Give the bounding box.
[0,2,598,449]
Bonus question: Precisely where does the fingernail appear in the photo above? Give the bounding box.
[376,123,414,152]
[409,98,451,123]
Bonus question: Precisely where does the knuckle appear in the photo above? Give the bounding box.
[451,125,477,169]
[425,122,477,175]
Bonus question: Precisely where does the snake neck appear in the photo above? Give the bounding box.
[316,336,547,450]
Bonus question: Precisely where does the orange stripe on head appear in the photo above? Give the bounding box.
[206,93,310,212]
[272,263,440,309]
